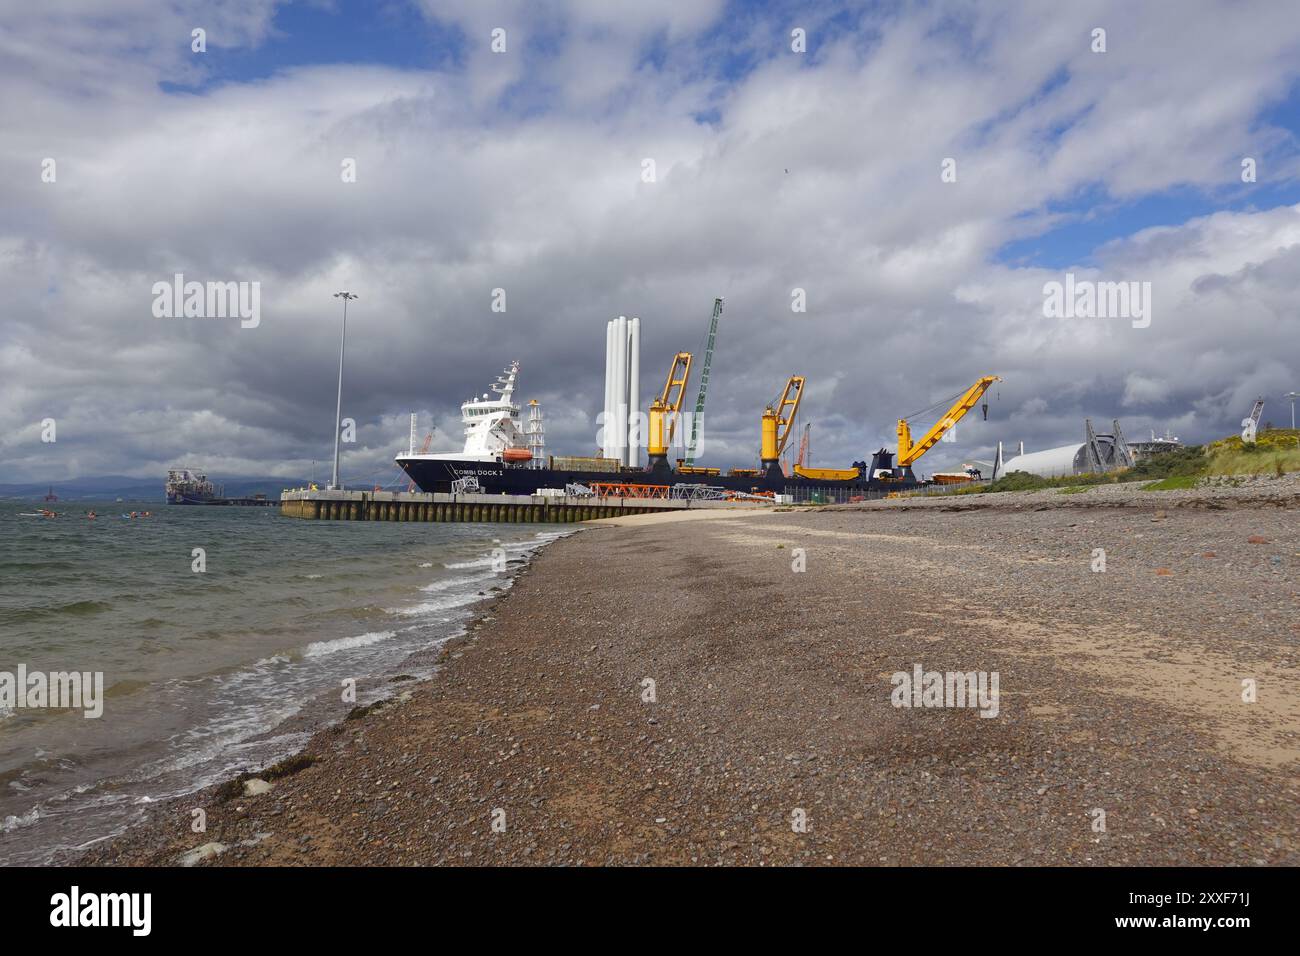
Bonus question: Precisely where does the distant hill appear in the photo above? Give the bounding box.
[0,475,307,502]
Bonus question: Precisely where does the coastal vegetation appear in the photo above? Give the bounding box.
[938,429,1300,495]
[1203,429,1300,476]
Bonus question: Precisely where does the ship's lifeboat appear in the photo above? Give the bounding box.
[502,447,532,463]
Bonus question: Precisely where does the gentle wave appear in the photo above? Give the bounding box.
[1,599,113,624]
[104,679,151,699]
[441,536,548,570]
[0,561,82,573]
[302,630,397,658]
[386,591,485,617]
[419,571,496,593]
[443,556,496,570]
[1,807,40,833]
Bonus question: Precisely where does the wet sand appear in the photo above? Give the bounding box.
[77,484,1298,866]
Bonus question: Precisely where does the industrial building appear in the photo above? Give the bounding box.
[1001,420,1135,478]
[1128,430,1183,461]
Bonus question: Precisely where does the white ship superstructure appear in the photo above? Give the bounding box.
[422,361,526,462]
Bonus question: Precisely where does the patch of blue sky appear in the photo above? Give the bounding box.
[997,179,1300,269]
[160,0,460,93]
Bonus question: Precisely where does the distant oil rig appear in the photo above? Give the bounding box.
[165,468,276,506]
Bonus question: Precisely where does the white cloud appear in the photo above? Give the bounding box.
[2,0,1300,482]
[1122,374,1168,407]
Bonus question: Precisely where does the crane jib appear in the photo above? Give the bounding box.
[896,376,1001,468]
[685,297,723,466]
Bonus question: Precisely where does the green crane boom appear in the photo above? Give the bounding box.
[684,297,723,465]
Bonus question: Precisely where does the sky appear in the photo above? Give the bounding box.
[3,0,1300,485]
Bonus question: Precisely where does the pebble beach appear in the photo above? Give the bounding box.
[76,478,1299,866]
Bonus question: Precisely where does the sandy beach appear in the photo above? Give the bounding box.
[77,481,1298,866]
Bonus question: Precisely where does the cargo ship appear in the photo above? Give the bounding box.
[395,362,916,502]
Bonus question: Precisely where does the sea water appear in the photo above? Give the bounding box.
[0,501,569,864]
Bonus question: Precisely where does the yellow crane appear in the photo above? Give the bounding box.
[778,380,869,481]
[896,375,1001,469]
[760,376,804,468]
[646,352,692,467]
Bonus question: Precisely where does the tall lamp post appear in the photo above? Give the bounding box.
[330,291,358,490]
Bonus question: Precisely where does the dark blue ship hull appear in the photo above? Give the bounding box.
[396,451,914,501]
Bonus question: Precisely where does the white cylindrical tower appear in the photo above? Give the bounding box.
[603,320,614,456]
[627,316,640,467]
[613,316,628,464]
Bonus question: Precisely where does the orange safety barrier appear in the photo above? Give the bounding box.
[588,482,671,499]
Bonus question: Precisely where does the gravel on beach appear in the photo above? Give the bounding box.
[76,478,1299,866]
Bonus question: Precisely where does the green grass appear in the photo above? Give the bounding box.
[1202,429,1300,477]
[1057,485,1091,494]
[1143,475,1200,491]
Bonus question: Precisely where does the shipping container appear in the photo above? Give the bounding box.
[549,455,621,473]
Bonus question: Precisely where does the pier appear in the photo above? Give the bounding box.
[279,488,750,523]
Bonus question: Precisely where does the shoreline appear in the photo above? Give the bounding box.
[14,525,567,867]
[74,485,1298,866]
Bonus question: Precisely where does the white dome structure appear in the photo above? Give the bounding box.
[1000,420,1134,478]
[1002,443,1093,478]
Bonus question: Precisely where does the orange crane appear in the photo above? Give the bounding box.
[784,421,810,477]
[795,422,811,468]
